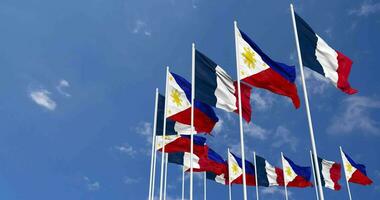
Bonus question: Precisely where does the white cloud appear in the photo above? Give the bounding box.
[244,123,269,140]
[328,96,380,135]
[83,176,100,191]
[251,91,275,111]
[114,143,137,157]
[261,187,292,197]
[124,176,140,184]
[56,79,71,97]
[349,1,380,16]
[299,67,330,95]
[136,122,153,143]
[213,119,224,135]
[271,126,298,152]
[29,89,57,111]
[132,20,151,36]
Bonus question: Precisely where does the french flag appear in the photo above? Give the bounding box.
[235,26,301,108]
[228,152,256,186]
[341,150,373,185]
[295,12,357,94]
[255,154,284,187]
[168,148,208,171]
[166,72,219,134]
[206,171,228,185]
[195,49,252,122]
[317,156,342,190]
[281,155,312,187]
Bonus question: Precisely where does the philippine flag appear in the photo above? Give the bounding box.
[255,154,284,187]
[195,49,252,122]
[341,149,373,185]
[228,151,256,186]
[235,26,301,108]
[294,12,357,94]
[187,148,228,176]
[156,134,206,154]
[166,71,219,134]
[281,155,312,187]
[317,156,342,190]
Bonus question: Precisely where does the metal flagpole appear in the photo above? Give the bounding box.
[148,89,159,200]
[159,67,170,200]
[290,4,325,200]
[310,150,320,200]
[233,20,248,200]
[163,154,168,200]
[228,148,232,200]
[204,172,207,200]
[340,146,353,200]
[190,43,195,200]
[253,152,259,200]
[281,152,289,200]
[182,166,185,200]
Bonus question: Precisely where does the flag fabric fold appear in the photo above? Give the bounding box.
[166,72,219,134]
[256,155,284,187]
[156,135,206,154]
[282,155,312,187]
[294,12,357,94]
[195,49,252,122]
[235,27,301,108]
[341,150,373,185]
[228,151,256,186]
[316,157,342,190]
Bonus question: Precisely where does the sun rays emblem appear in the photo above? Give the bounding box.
[231,163,240,175]
[171,89,182,107]
[242,47,256,70]
[345,162,353,173]
[285,166,293,177]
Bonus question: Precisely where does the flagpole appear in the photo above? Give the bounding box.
[148,88,159,200]
[159,67,170,200]
[233,20,248,200]
[151,136,158,200]
[310,150,320,200]
[182,166,185,200]
[281,152,289,200]
[190,42,195,200]
[290,4,325,200]
[340,146,353,200]
[163,153,168,200]
[204,172,207,200]
[228,148,232,200]
[253,152,259,200]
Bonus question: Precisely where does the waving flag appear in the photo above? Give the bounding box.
[281,155,312,187]
[235,26,300,108]
[228,151,256,186]
[341,150,373,185]
[167,72,219,134]
[195,49,252,122]
[316,157,342,190]
[255,155,284,187]
[294,13,357,94]
[207,172,228,185]
[168,147,208,170]
[156,135,206,154]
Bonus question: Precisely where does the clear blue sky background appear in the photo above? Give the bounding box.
[0,0,379,199]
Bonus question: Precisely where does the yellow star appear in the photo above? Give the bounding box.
[241,47,256,70]
[171,89,182,107]
[169,76,173,81]
[285,167,293,177]
[346,162,353,173]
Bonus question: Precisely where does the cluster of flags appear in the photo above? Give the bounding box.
[148,4,373,200]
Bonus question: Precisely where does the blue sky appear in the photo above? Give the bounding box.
[0,0,379,199]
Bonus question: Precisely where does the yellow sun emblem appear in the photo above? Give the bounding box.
[171,89,182,107]
[346,162,353,173]
[285,167,293,177]
[242,47,256,70]
[231,163,240,175]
